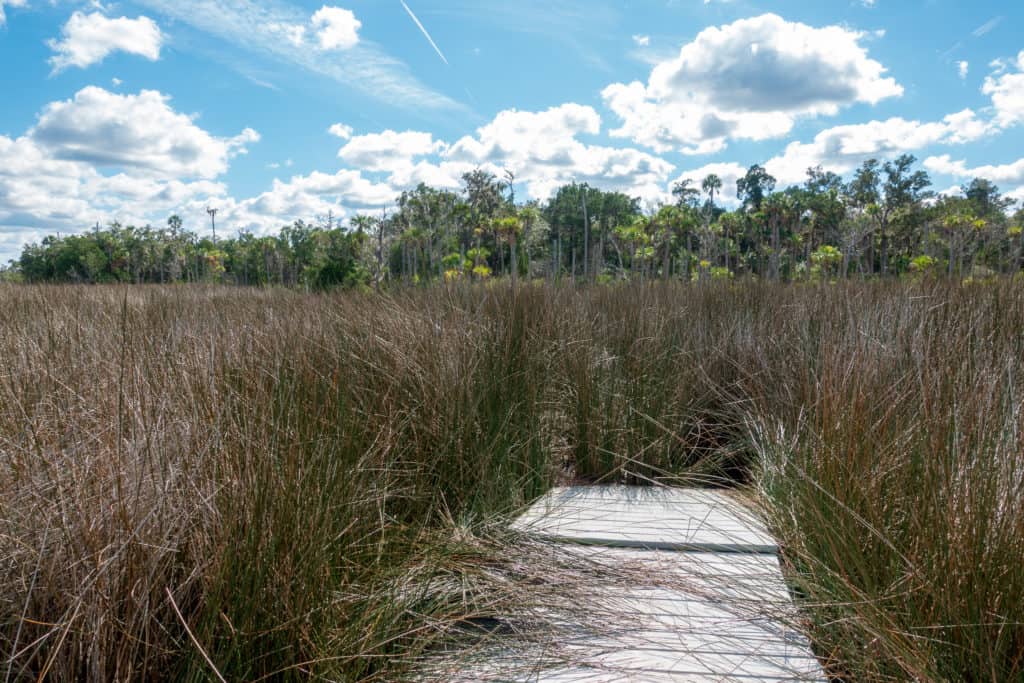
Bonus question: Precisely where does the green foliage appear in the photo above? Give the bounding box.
[12,219,369,289]
[810,244,843,279]
[8,157,1024,286]
[909,254,938,272]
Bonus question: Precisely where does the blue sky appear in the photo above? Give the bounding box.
[1,0,1022,261]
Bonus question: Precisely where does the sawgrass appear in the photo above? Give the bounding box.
[1,279,1021,681]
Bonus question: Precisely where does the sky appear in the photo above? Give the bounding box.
[1,0,1022,262]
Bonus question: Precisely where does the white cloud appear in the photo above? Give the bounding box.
[0,87,396,260]
[260,170,394,208]
[441,104,675,202]
[48,12,164,72]
[30,87,258,179]
[0,0,28,26]
[338,130,447,172]
[632,34,650,47]
[4,100,679,258]
[0,135,232,258]
[267,21,306,47]
[983,51,1024,129]
[958,61,969,79]
[923,154,1024,186]
[762,110,990,185]
[186,168,398,237]
[312,5,360,50]
[0,87,264,261]
[602,13,903,153]
[134,0,458,110]
[664,109,996,206]
[328,123,354,140]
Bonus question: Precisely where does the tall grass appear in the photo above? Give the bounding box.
[1,280,1022,681]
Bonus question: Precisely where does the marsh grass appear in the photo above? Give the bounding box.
[1,280,1022,681]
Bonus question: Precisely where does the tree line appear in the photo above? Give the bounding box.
[4,156,1023,288]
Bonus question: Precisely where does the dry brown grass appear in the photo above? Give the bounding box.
[1,280,1022,681]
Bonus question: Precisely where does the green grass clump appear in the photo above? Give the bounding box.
[1,280,1022,681]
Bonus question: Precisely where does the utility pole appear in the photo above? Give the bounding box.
[206,207,218,243]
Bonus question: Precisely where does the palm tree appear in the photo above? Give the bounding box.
[494,215,523,285]
[702,174,723,216]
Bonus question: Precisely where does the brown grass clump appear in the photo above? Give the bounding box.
[1,280,1022,681]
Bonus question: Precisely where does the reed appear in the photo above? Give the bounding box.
[1,280,1021,681]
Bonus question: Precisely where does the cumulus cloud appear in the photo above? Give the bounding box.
[983,51,1024,129]
[338,130,446,172]
[0,87,263,261]
[248,170,395,211]
[312,5,360,50]
[48,11,164,72]
[328,123,354,140]
[761,110,990,185]
[30,86,258,179]
[924,154,1024,186]
[632,34,650,47]
[0,133,231,257]
[602,13,903,153]
[663,110,996,206]
[444,104,674,201]
[958,61,969,79]
[324,105,675,204]
[169,168,398,239]
[0,95,685,261]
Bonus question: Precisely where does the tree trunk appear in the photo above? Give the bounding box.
[867,228,875,276]
[557,236,563,282]
[948,233,956,278]
[582,192,590,280]
[880,218,889,276]
[770,218,781,281]
[510,237,518,286]
[662,238,670,280]
[551,238,558,281]
[724,223,730,272]
[685,233,693,281]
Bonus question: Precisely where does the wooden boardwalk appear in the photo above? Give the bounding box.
[440,486,825,682]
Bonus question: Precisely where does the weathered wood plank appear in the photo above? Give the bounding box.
[512,486,777,553]
[445,544,823,682]
[428,487,825,682]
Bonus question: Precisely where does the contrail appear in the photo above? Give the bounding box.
[399,0,449,66]
[971,15,1002,38]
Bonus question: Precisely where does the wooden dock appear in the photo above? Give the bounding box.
[433,486,825,682]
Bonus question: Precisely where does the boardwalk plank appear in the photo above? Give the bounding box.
[512,486,777,553]
[431,487,825,682]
